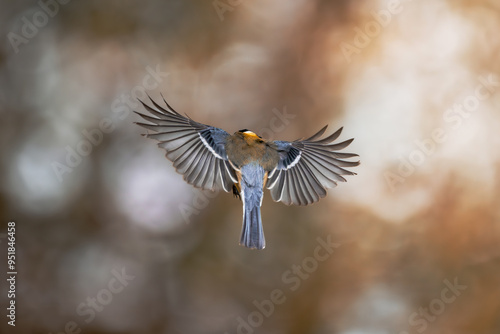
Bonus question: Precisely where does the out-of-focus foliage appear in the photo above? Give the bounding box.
[1,0,500,333]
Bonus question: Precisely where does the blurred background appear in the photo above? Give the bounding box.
[1,0,500,333]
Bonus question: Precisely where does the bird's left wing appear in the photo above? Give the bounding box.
[134,96,238,192]
[266,126,359,206]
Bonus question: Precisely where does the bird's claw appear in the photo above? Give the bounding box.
[232,184,241,200]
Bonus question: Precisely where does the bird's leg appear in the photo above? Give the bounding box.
[232,184,241,200]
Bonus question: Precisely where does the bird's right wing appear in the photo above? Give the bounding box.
[135,96,238,192]
[266,126,359,206]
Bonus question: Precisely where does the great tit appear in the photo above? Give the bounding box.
[135,96,359,250]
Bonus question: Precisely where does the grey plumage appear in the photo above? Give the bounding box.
[134,97,238,192]
[267,126,360,206]
[239,163,266,249]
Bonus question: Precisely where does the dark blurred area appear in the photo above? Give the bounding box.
[1,0,500,333]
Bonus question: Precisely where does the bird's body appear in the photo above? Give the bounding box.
[225,130,279,171]
[135,96,359,250]
[225,130,280,249]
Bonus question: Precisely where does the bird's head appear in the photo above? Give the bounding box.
[237,129,265,144]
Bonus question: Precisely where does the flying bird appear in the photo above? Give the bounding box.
[135,96,359,250]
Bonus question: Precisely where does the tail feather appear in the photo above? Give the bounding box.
[239,163,266,250]
[240,204,265,249]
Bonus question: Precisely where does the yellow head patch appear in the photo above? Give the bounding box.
[242,130,260,139]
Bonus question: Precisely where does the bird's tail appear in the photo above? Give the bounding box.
[239,164,266,250]
[240,199,265,249]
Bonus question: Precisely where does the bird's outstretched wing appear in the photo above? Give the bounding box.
[266,126,359,206]
[134,96,238,192]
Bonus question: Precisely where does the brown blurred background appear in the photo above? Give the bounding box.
[1,0,500,333]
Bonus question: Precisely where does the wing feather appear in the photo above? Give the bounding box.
[290,167,307,205]
[267,126,359,205]
[280,172,292,205]
[294,163,315,204]
[134,96,236,192]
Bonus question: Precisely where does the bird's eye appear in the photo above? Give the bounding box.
[257,139,264,144]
